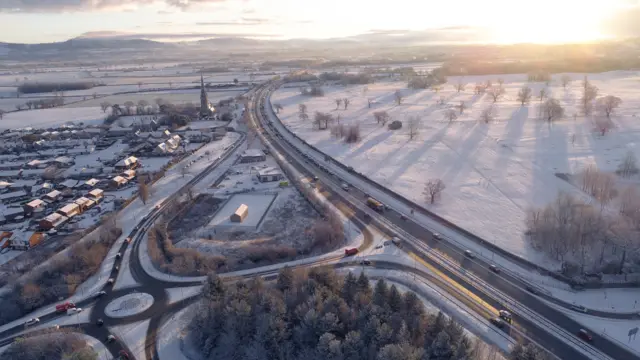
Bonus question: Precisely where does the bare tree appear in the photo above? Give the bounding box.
[581,76,599,116]
[617,150,639,178]
[541,98,564,125]
[155,98,164,107]
[124,101,135,115]
[497,78,505,86]
[343,98,350,109]
[444,109,458,123]
[100,101,111,113]
[487,86,505,103]
[407,115,420,140]
[25,101,33,110]
[313,111,333,130]
[485,79,493,88]
[619,186,640,218]
[538,88,548,102]
[596,95,622,119]
[367,98,373,108]
[455,81,466,93]
[137,81,143,91]
[480,106,495,124]
[138,181,150,204]
[373,111,390,125]
[0,109,4,120]
[273,103,283,114]
[92,92,98,99]
[335,98,342,109]
[474,83,487,94]
[15,104,23,111]
[137,99,149,114]
[458,101,466,115]
[517,86,533,106]
[561,75,572,89]
[298,103,308,121]
[394,90,403,105]
[424,179,446,204]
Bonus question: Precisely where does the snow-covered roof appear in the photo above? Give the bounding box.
[257,166,283,177]
[25,199,45,208]
[74,197,94,207]
[44,189,61,198]
[54,156,74,164]
[58,203,79,215]
[115,156,138,167]
[60,179,79,188]
[9,179,38,188]
[122,169,136,178]
[0,190,27,200]
[85,178,100,187]
[88,188,103,198]
[112,175,128,184]
[42,212,67,226]
[241,149,265,158]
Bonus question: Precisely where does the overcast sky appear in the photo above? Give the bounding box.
[1,0,639,44]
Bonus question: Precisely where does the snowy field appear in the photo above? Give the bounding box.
[0,106,108,129]
[271,71,640,269]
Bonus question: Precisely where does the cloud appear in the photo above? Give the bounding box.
[196,17,269,26]
[0,0,226,12]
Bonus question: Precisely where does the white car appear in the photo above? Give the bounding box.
[25,318,40,326]
[68,308,83,315]
[341,183,349,191]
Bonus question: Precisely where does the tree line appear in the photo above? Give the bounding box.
[189,267,518,360]
[0,328,98,360]
[17,82,98,94]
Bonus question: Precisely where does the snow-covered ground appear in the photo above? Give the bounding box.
[165,285,203,304]
[271,72,640,271]
[0,106,109,129]
[156,305,198,360]
[109,319,150,360]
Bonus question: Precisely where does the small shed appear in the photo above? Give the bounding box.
[230,204,249,223]
[239,149,266,164]
[257,167,284,183]
[115,156,139,171]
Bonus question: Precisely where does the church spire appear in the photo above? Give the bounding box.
[199,73,210,118]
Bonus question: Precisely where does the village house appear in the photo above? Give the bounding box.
[115,156,139,171]
[3,208,25,223]
[8,179,38,193]
[25,159,52,169]
[87,188,104,202]
[57,203,80,218]
[82,178,100,190]
[121,169,136,181]
[74,197,95,212]
[32,182,54,196]
[111,175,129,188]
[39,212,68,230]
[23,198,46,215]
[53,156,74,168]
[58,179,79,190]
[42,189,62,203]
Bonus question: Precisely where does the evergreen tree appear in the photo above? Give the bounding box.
[277,266,294,292]
[377,343,424,360]
[387,285,402,312]
[342,272,359,305]
[203,273,225,301]
[342,331,364,360]
[373,279,389,307]
[430,330,454,359]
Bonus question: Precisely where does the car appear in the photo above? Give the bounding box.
[571,304,588,313]
[107,335,116,343]
[341,183,349,191]
[499,310,512,323]
[107,278,115,285]
[432,233,442,241]
[115,265,120,271]
[96,319,104,326]
[115,253,121,259]
[126,237,132,243]
[53,324,60,329]
[68,308,83,315]
[489,264,500,273]
[25,318,40,326]
[578,329,593,342]
[400,214,407,220]
[464,250,475,259]
[155,205,160,210]
[489,317,505,329]
[525,285,537,294]
[312,176,319,181]
[360,259,371,266]
[375,244,383,249]
[95,291,107,297]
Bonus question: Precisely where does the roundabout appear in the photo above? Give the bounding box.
[104,293,154,318]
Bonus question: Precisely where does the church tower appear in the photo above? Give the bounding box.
[199,74,210,118]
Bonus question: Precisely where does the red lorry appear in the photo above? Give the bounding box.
[344,248,358,256]
[55,302,76,313]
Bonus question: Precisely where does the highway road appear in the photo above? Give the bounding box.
[253,81,640,360]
